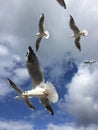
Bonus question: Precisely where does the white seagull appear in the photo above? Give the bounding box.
[7,78,35,110]
[35,14,49,51]
[56,0,66,9]
[69,15,88,51]
[8,46,58,115]
[84,60,98,65]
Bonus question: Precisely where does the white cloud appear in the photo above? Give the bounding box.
[47,123,98,130]
[13,67,29,85]
[0,119,33,130]
[63,63,98,124]
[0,44,9,55]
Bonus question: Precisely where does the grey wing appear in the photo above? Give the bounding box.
[56,0,66,9]
[26,46,43,88]
[24,98,35,110]
[75,36,81,51]
[39,97,54,115]
[35,36,43,51]
[39,14,44,33]
[69,15,80,34]
[7,78,35,110]
[7,78,22,94]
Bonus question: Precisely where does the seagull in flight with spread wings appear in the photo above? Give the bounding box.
[35,14,49,51]
[7,78,35,110]
[8,46,58,115]
[84,60,98,65]
[69,15,88,51]
[56,0,66,9]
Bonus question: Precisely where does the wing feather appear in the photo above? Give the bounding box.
[7,78,35,110]
[56,0,66,9]
[39,14,44,33]
[39,97,54,115]
[75,36,81,51]
[35,36,43,51]
[69,15,80,34]
[26,46,43,88]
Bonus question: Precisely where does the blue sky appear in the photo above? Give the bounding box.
[0,0,98,129]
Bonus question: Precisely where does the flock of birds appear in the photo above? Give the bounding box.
[7,0,97,115]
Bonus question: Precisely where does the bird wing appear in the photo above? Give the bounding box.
[75,36,81,51]
[56,0,66,9]
[7,78,35,110]
[39,14,44,33]
[39,97,54,115]
[35,36,43,51]
[24,98,35,110]
[84,61,90,64]
[7,78,22,94]
[26,46,43,88]
[69,15,80,34]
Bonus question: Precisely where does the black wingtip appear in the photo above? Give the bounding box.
[28,46,32,51]
[7,78,11,83]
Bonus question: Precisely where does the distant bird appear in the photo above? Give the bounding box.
[7,78,35,110]
[69,15,88,51]
[56,0,66,9]
[84,60,98,65]
[35,14,49,51]
[8,46,58,115]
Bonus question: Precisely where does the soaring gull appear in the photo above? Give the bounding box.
[56,0,66,9]
[7,78,35,110]
[69,15,88,51]
[84,60,98,65]
[8,46,58,115]
[35,14,49,52]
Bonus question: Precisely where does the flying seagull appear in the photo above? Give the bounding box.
[7,78,35,110]
[69,15,88,51]
[84,60,98,65]
[8,46,58,115]
[35,14,49,51]
[56,0,66,9]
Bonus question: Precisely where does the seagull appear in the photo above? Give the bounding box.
[84,60,98,65]
[7,78,35,110]
[56,0,66,9]
[8,46,58,115]
[35,14,49,51]
[69,15,88,51]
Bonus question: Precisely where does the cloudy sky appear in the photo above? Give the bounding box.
[0,0,98,129]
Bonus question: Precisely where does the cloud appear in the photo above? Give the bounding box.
[62,63,98,125]
[47,123,98,130]
[0,119,33,130]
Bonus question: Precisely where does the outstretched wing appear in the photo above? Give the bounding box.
[75,36,81,51]
[56,0,66,9]
[24,98,35,110]
[35,36,43,51]
[69,15,80,34]
[39,14,44,33]
[26,46,43,88]
[39,97,54,115]
[7,78,22,94]
[7,78,35,110]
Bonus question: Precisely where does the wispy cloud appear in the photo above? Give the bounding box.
[47,123,98,130]
[0,119,33,130]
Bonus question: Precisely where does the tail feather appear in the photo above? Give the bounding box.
[43,82,58,103]
[44,30,49,39]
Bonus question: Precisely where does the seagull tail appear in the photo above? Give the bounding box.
[44,30,49,39]
[44,82,58,103]
[81,29,88,36]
